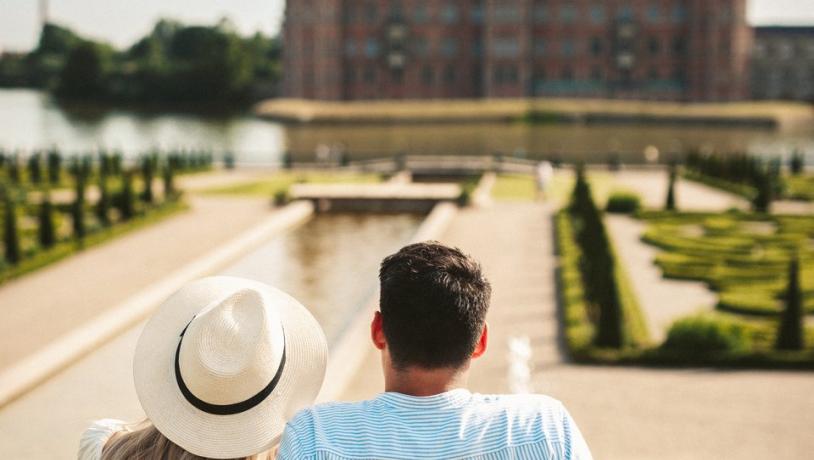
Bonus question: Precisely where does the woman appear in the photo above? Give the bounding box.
[79,276,328,460]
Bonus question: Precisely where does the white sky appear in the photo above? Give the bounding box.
[1,0,813,52]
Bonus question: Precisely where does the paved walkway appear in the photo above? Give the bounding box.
[605,169,749,211]
[0,195,271,372]
[341,201,814,460]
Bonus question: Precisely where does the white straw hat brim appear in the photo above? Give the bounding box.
[133,276,328,459]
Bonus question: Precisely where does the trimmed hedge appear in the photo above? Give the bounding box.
[606,191,641,214]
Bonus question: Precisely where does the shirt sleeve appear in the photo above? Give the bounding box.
[77,419,126,460]
[276,421,306,460]
[560,404,593,460]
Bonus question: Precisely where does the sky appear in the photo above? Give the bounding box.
[1,0,813,52]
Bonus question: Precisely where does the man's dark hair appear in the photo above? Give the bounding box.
[379,241,491,370]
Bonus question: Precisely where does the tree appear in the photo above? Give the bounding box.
[141,156,154,204]
[3,188,21,264]
[72,176,86,241]
[752,173,773,213]
[118,171,136,220]
[790,151,805,176]
[776,257,804,351]
[47,149,61,184]
[162,163,176,201]
[57,41,107,98]
[666,164,678,211]
[96,173,111,226]
[28,153,42,185]
[38,192,56,249]
[7,156,20,184]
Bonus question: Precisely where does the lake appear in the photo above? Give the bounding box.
[1,88,813,164]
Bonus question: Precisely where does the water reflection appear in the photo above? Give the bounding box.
[219,213,423,343]
[1,88,813,164]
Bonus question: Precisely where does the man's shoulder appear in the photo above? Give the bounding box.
[287,399,376,431]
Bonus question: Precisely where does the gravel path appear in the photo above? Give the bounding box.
[607,169,749,212]
[605,215,716,343]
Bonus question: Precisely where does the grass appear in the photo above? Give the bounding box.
[785,174,814,201]
[491,174,537,201]
[203,171,384,196]
[0,199,187,285]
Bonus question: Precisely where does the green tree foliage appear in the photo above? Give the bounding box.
[752,174,773,213]
[38,192,56,249]
[162,163,175,201]
[790,151,805,176]
[141,156,155,204]
[96,173,111,226]
[118,170,136,221]
[28,153,43,184]
[72,176,86,241]
[569,166,624,348]
[666,164,677,211]
[57,41,108,98]
[2,188,21,264]
[776,257,804,351]
[47,149,61,184]
[7,156,20,184]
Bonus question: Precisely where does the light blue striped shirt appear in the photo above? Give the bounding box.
[277,389,592,459]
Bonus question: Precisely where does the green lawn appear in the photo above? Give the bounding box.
[785,174,814,201]
[640,211,814,318]
[203,171,385,196]
[491,174,537,201]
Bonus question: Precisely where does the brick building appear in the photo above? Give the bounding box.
[282,0,752,102]
[751,27,814,102]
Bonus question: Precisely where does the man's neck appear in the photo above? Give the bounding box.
[384,365,468,397]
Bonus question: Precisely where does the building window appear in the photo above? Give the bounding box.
[365,38,380,58]
[365,3,378,22]
[560,5,577,24]
[422,65,434,85]
[441,37,459,57]
[345,68,356,84]
[647,5,661,23]
[414,4,429,23]
[472,38,483,57]
[444,65,456,85]
[472,0,485,23]
[494,5,521,23]
[534,39,546,57]
[492,37,520,58]
[617,5,634,21]
[671,5,687,24]
[649,67,659,80]
[649,37,660,55]
[414,38,430,57]
[591,37,602,56]
[591,66,602,80]
[534,5,548,23]
[561,39,576,57]
[392,68,404,84]
[441,3,459,24]
[364,66,376,83]
[345,39,357,57]
[672,37,686,55]
[495,65,519,85]
[590,5,605,24]
[562,67,574,80]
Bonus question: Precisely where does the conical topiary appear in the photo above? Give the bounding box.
[3,188,21,264]
[38,191,56,249]
[776,256,804,351]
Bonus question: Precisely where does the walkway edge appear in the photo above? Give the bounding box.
[0,201,315,409]
[316,202,459,403]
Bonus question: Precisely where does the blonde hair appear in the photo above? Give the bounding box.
[102,421,271,460]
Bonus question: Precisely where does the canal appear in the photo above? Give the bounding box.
[2,88,813,164]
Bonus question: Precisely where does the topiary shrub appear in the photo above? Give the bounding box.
[606,192,641,214]
[273,189,290,207]
[662,314,752,354]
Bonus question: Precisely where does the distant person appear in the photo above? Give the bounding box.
[537,161,554,197]
[277,242,592,459]
[79,277,327,460]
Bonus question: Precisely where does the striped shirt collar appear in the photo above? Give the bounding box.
[375,388,472,409]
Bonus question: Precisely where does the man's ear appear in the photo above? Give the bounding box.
[471,322,488,359]
[371,311,386,350]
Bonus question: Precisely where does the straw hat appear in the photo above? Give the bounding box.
[133,276,328,459]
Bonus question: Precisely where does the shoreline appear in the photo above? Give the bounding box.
[255,97,814,129]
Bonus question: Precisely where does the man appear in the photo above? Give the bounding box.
[278,242,592,459]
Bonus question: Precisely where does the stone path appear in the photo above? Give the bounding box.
[605,169,749,211]
[341,201,814,460]
[0,195,272,372]
[605,215,716,343]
